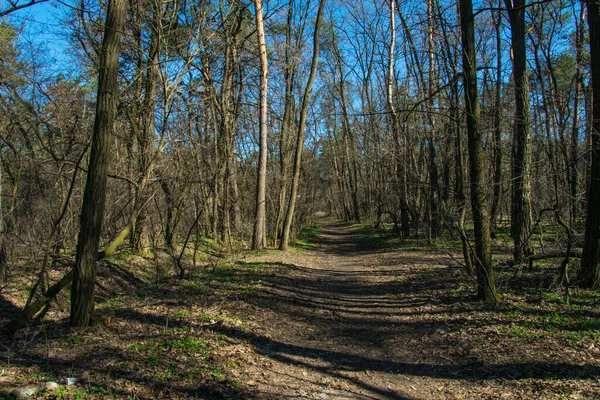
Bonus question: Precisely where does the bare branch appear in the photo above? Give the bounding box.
[0,0,49,18]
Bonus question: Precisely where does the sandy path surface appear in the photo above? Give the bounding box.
[233,220,462,399]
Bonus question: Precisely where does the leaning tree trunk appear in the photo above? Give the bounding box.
[505,0,533,265]
[280,0,326,251]
[580,1,600,289]
[274,1,296,245]
[458,0,499,303]
[71,0,126,327]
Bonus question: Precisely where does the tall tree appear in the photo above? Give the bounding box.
[459,0,499,303]
[504,0,533,265]
[280,0,326,250]
[580,0,600,288]
[70,0,126,327]
[273,0,300,246]
[130,3,161,253]
[427,0,441,239]
[386,0,410,239]
[252,0,268,250]
[490,0,504,233]
[571,1,585,226]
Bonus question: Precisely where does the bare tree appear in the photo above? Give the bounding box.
[252,0,268,250]
[280,0,326,251]
[386,0,410,239]
[580,0,600,289]
[0,0,48,17]
[504,0,534,265]
[459,0,499,303]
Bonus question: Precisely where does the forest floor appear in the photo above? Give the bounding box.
[1,219,600,399]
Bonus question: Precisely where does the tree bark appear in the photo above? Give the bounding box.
[280,0,326,251]
[252,0,268,250]
[504,0,533,265]
[274,0,296,245]
[71,0,126,327]
[459,0,499,303]
[570,2,585,227]
[580,1,600,288]
[427,0,441,240]
[387,0,410,239]
[490,1,503,234]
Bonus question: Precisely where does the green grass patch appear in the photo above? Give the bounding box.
[196,261,281,291]
[498,325,543,340]
[196,312,226,323]
[179,281,210,293]
[128,336,210,357]
[292,223,321,250]
[497,294,600,346]
[171,260,286,297]
[122,331,235,388]
[354,223,399,249]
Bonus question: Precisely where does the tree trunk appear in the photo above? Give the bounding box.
[252,0,268,250]
[580,1,600,288]
[505,0,533,265]
[387,0,410,239]
[490,1,503,234]
[459,0,499,303]
[130,7,161,254]
[0,149,6,284]
[274,0,296,245]
[280,0,326,251]
[71,0,125,327]
[427,0,440,240]
[570,2,585,227]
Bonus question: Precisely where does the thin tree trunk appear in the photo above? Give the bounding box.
[459,0,499,303]
[280,0,326,251]
[427,0,440,240]
[252,0,268,250]
[0,148,6,284]
[490,1,503,234]
[387,0,410,239]
[570,2,585,226]
[131,7,160,253]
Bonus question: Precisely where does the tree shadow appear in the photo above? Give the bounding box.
[212,324,600,381]
[0,292,22,332]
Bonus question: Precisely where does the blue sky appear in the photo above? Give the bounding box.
[7,0,75,72]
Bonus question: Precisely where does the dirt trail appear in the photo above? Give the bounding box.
[2,220,598,399]
[228,221,600,399]
[232,220,462,399]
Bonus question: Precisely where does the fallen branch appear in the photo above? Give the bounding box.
[498,250,582,268]
[5,223,134,335]
[6,269,74,334]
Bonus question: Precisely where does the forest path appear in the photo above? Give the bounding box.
[3,220,598,399]
[232,220,462,399]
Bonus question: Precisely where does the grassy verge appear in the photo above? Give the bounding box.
[292,223,321,251]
